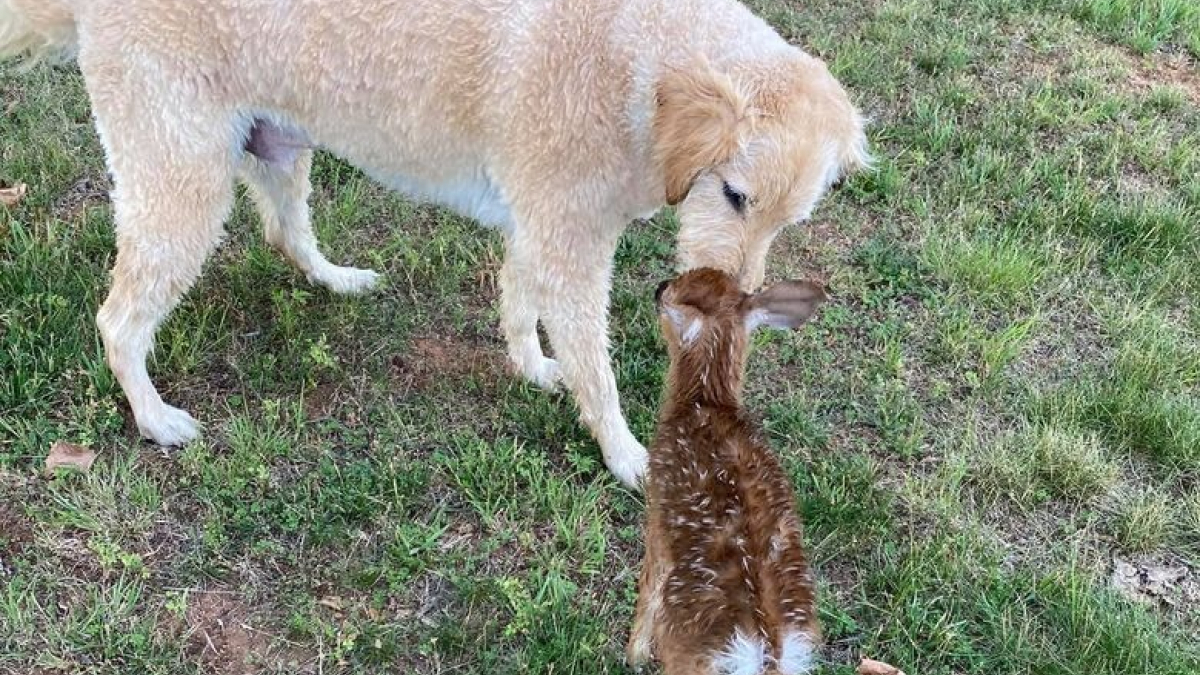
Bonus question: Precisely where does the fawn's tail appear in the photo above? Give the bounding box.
[0,0,77,65]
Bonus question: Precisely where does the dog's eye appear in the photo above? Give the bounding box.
[722,182,747,214]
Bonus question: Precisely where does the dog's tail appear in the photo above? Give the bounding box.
[0,0,77,65]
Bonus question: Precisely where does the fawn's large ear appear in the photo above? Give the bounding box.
[662,303,706,346]
[657,278,707,346]
[745,280,828,332]
[653,60,752,205]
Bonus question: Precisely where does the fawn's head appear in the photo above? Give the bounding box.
[655,268,827,406]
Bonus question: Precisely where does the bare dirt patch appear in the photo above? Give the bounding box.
[51,172,110,221]
[299,379,371,424]
[391,335,506,393]
[184,589,275,674]
[1125,52,1200,106]
[1110,556,1200,612]
[0,494,35,575]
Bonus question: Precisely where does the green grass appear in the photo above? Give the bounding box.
[1111,488,1175,552]
[1074,0,1200,56]
[4,0,1200,673]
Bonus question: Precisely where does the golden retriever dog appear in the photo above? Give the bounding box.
[1,0,867,488]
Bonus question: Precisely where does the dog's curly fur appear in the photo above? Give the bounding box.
[1,0,867,488]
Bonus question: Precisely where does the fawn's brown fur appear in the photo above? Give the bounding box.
[627,268,827,675]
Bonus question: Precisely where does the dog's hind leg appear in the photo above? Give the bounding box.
[85,74,242,445]
[240,133,380,294]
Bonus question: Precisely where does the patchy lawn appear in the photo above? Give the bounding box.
[2,1,1198,673]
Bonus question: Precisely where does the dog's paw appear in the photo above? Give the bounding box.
[602,427,649,490]
[524,356,562,391]
[310,265,381,295]
[137,404,200,447]
[510,354,562,391]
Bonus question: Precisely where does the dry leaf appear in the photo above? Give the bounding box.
[0,183,27,207]
[44,441,97,476]
[318,595,345,612]
[859,657,907,675]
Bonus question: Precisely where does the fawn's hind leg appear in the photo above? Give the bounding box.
[240,127,380,294]
[627,531,668,667]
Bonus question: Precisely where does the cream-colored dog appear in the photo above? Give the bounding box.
[2,0,867,488]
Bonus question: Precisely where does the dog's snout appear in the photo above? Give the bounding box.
[654,279,670,306]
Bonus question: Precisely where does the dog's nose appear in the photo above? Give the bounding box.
[654,279,670,306]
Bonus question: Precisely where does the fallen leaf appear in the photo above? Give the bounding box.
[44,441,97,476]
[318,595,345,612]
[0,183,27,207]
[859,657,907,675]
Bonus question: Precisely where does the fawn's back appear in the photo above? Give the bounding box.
[646,409,818,672]
[628,268,828,674]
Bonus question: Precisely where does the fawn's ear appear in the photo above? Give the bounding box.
[662,304,706,346]
[745,280,828,332]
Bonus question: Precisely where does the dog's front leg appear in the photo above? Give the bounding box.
[499,232,561,390]
[504,224,648,489]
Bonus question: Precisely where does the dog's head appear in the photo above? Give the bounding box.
[654,53,868,291]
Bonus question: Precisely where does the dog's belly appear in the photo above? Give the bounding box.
[370,168,514,230]
[247,114,516,230]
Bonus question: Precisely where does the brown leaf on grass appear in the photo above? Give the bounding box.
[0,183,27,207]
[44,441,97,476]
[318,595,345,612]
[859,657,907,675]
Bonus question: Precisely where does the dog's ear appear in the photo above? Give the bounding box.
[745,280,827,332]
[654,61,751,205]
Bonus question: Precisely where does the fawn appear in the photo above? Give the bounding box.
[627,268,828,675]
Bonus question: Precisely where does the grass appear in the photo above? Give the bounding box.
[1112,488,1175,552]
[1074,0,1200,56]
[3,0,1200,673]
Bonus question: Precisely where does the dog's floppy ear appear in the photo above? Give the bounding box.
[654,61,751,205]
[745,280,827,332]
